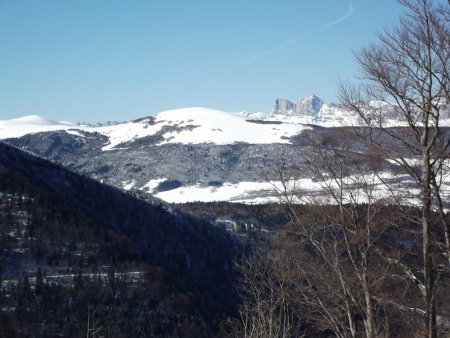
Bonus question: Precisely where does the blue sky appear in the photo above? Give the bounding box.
[0,0,442,122]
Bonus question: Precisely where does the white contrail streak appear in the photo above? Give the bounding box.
[319,1,353,30]
[237,2,353,68]
[238,38,297,67]
[238,49,272,67]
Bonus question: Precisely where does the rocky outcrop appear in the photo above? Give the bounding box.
[273,98,296,115]
[273,95,324,117]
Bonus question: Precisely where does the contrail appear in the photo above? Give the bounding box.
[238,49,272,67]
[319,1,353,30]
[237,2,353,68]
[276,38,297,49]
[238,38,297,67]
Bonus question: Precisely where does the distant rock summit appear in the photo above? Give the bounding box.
[270,94,344,124]
[273,95,324,117]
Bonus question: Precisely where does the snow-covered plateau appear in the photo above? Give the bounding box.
[2,95,449,147]
[1,106,311,150]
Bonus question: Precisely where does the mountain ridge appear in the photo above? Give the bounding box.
[2,95,450,204]
[2,95,450,145]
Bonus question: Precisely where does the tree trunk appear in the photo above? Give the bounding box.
[422,152,437,338]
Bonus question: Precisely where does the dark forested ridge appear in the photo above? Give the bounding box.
[0,142,242,337]
[2,138,449,337]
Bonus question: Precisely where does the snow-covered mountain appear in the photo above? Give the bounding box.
[270,95,450,126]
[2,95,450,204]
[0,115,79,139]
[270,95,362,126]
[1,107,308,148]
[2,95,449,146]
[96,107,310,150]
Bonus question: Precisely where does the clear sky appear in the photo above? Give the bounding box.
[0,0,444,123]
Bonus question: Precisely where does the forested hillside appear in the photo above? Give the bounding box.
[0,142,242,337]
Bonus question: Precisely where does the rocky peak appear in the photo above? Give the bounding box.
[272,94,324,117]
[273,98,296,115]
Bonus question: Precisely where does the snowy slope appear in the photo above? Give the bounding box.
[89,107,310,150]
[153,107,305,145]
[0,108,310,149]
[0,115,79,139]
[147,170,440,207]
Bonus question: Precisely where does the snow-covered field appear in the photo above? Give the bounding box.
[143,169,450,209]
[152,181,280,204]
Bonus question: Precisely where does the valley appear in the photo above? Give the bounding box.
[1,94,450,336]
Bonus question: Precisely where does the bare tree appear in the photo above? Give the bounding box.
[264,121,450,336]
[268,131,394,338]
[86,304,105,338]
[228,257,297,338]
[339,1,450,337]
[238,1,449,336]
